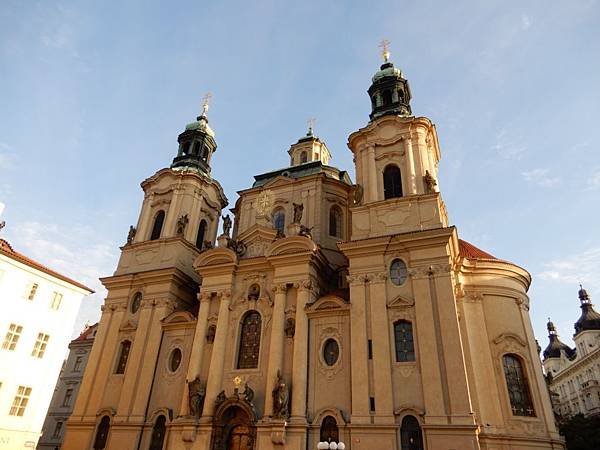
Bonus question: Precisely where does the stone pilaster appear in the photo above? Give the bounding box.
[290,280,313,422]
[264,283,288,417]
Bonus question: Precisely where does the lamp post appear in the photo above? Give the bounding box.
[317,441,345,450]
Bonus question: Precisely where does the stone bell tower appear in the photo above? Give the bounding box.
[347,45,448,241]
[61,97,228,450]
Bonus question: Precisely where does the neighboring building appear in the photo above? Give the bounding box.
[543,287,600,419]
[38,323,98,450]
[0,239,93,450]
[62,53,564,450]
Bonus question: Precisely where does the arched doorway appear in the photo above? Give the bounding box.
[211,401,256,450]
[400,415,424,450]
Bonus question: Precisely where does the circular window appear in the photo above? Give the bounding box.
[130,292,142,313]
[169,348,182,372]
[323,339,340,366]
[390,259,408,286]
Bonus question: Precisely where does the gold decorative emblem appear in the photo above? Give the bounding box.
[255,190,274,216]
[233,376,243,388]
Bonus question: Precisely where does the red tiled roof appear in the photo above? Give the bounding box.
[0,239,94,293]
[458,239,498,260]
[72,322,98,342]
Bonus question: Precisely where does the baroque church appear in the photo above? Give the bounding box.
[62,50,565,450]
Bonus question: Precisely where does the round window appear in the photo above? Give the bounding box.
[131,292,142,313]
[390,259,408,286]
[323,338,340,366]
[169,348,182,372]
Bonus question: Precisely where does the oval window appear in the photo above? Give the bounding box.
[169,348,182,372]
[390,259,408,286]
[323,338,340,366]
[131,292,142,314]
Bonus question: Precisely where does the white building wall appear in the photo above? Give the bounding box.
[0,251,91,450]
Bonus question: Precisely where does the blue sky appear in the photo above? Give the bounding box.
[1,0,599,349]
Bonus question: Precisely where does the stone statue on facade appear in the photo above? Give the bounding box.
[243,382,255,406]
[206,324,216,343]
[424,170,437,194]
[292,203,303,224]
[222,214,232,237]
[284,318,295,338]
[215,390,227,406]
[176,214,189,236]
[126,225,136,245]
[352,184,364,205]
[188,377,205,420]
[272,370,289,419]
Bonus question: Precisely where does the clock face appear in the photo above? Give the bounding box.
[390,259,408,286]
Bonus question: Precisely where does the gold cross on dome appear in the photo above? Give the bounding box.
[201,92,213,116]
[379,39,391,62]
[307,117,316,134]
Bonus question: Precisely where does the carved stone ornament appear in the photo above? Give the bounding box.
[408,264,452,279]
[187,377,205,420]
[227,238,247,256]
[272,370,289,419]
[126,225,136,245]
[255,190,275,216]
[215,390,227,406]
[176,214,189,236]
[352,184,364,205]
[284,317,295,338]
[221,214,232,237]
[423,170,437,194]
[292,202,304,224]
[206,324,216,343]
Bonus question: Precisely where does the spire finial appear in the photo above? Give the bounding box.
[201,92,212,117]
[379,39,391,63]
[307,117,316,136]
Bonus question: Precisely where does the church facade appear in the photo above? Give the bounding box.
[62,55,564,450]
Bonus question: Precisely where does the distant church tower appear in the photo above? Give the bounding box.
[62,99,227,450]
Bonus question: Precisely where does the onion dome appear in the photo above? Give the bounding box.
[367,42,412,120]
[574,285,600,335]
[171,94,216,175]
[543,318,576,360]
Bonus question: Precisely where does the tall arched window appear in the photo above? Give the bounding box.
[93,416,110,450]
[115,340,131,374]
[150,210,165,240]
[383,165,402,199]
[300,151,308,163]
[329,206,342,238]
[320,415,339,443]
[149,415,166,450]
[237,311,262,369]
[196,219,207,249]
[503,354,535,416]
[394,320,415,362]
[382,89,393,106]
[400,415,423,450]
[272,208,285,235]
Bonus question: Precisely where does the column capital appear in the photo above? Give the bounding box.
[369,271,387,284]
[198,291,212,303]
[216,289,232,301]
[297,280,313,293]
[347,274,368,286]
[272,283,288,294]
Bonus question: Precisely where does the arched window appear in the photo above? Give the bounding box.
[93,416,110,450]
[150,210,165,241]
[398,89,405,102]
[181,142,191,156]
[149,415,166,450]
[400,415,423,450]
[371,95,377,109]
[115,340,131,374]
[272,208,285,235]
[320,415,339,443]
[503,354,535,416]
[329,206,342,238]
[394,320,415,362]
[196,220,207,249]
[382,89,393,106]
[383,165,402,199]
[300,151,308,163]
[237,311,261,369]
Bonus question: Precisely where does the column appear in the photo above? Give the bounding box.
[179,291,212,416]
[186,195,202,243]
[164,185,184,237]
[368,273,394,423]
[135,193,155,242]
[290,280,313,422]
[264,284,288,417]
[367,145,378,202]
[348,275,370,423]
[404,138,417,195]
[202,289,232,419]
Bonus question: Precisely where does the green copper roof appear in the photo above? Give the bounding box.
[252,160,352,188]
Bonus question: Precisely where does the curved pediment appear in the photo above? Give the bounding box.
[493,332,527,348]
[306,295,349,314]
[266,236,317,257]
[194,247,238,268]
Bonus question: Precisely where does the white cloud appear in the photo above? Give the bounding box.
[12,221,119,337]
[491,129,527,160]
[587,169,600,189]
[522,168,561,187]
[521,14,532,31]
[538,247,600,292]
